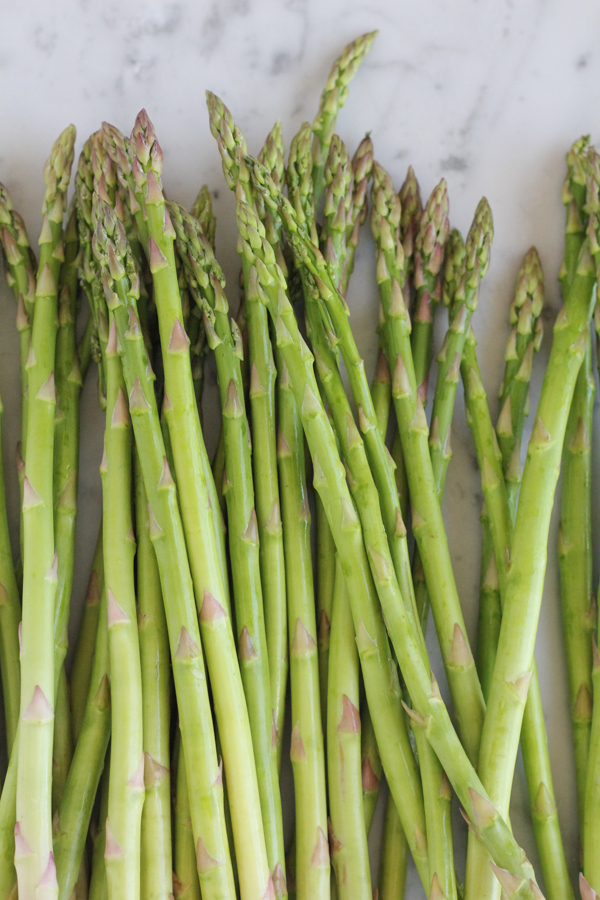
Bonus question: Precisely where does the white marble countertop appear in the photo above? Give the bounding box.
[3,1,600,896]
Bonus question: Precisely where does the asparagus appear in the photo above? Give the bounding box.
[241,166,544,897]
[0,389,21,753]
[461,328,572,900]
[135,453,173,900]
[174,740,202,900]
[378,794,408,900]
[496,248,545,518]
[276,349,329,900]
[54,585,110,900]
[341,135,374,292]
[99,312,144,900]
[410,179,449,400]
[207,96,288,773]
[89,757,110,900]
[256,120,289,770]
[16,123,76,900]
[92,197,237,900]
[70,529,104,742]
[464,145,599,900]
[327,556,371,900]
[360,706,383,834]
[170,200,286,893]
[310,32,377,203]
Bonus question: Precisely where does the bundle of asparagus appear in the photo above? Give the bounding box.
[0,29,598,900]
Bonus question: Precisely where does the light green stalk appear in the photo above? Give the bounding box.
[135,453,173,900]
[277,349,329,900]
[496,248,545,519]
[410,179,449,400]
[0,390,21,753]
[89,757,110,900]
[100,315,144,900]
[310,32,377,203]
[341,135,374,292]
[243,161,543,897]
[55,586,110,900]
[465,148,599,900]
[360,706,382,834]
[0,181,37,457]
[378,794,408,900]
[462,329,572,900]
[174,740,202,900]
[70,528,104,741]
[170,201,286,894]
[207,98,287,768]
[327,556,371,900]
[16,123,76,900]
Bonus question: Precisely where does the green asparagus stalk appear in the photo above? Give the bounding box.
[170,200,287,894]
[410,179,449,400]
[327,556,371,900]
[378,793,408,900]
[89,756,110,900]
[276,349,329,900]
[92,198,236,900]
[54,585,110,900]
[256,120,289,770]
[0,388,21,754]
[464,144,599,900]
[135,452,173,900]
[70,528,104,742]
[341,135,374,292]
[100,313,144,900]
[16,123,76,900]
[244,159,544,897]
[311,32,377,203]
[461,328,572,900]
[496,248,545,519]
[206,96,288,770]
[52,669,74,814]
[360,705,382,834]
[173,739,202,900]
[0,181,37,457]
[191,185,216,246]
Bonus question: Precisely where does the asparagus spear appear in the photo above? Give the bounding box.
[70,529,104,742]
[206,96,288,775]
[277,349,329,900]
[174,740,202,900]
[98,310,144,900]
[410,179,449,401]
[16,123,76,900]
[54,585,110,900]
[464,143,599,900]
[0,389,21,754]
[92,197,237,900]
[327,556,371,900]
[311,32,377,203]
[170,200,286,894]
[135,453,173,900]
[245,158,544,897]
[461,328,572,900]
[378,794,408,900]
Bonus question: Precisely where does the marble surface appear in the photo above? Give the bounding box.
[3,1,600,895]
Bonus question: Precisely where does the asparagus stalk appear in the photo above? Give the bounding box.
[256,120,289,770]
[70,528,104,741]
[327,556,371,900]
[461,328,572,900]
[16,123,76,900]
[378,794,408,900]
[92,198,236,900]
[341,135,374,292]
[0,388,21,753]
[244,158,544,897]
[135,452,173,900]
[173,740,202,900]
[276,349,329,900]
[99,312,144,900]
[206,96,288,771]
[410,179,448,401]
[464,145,599,900]
[170,201,286,893]
[360,706,383,834]
[54,585,110,900]
[89,757,110,900]
[311,32,377,203]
